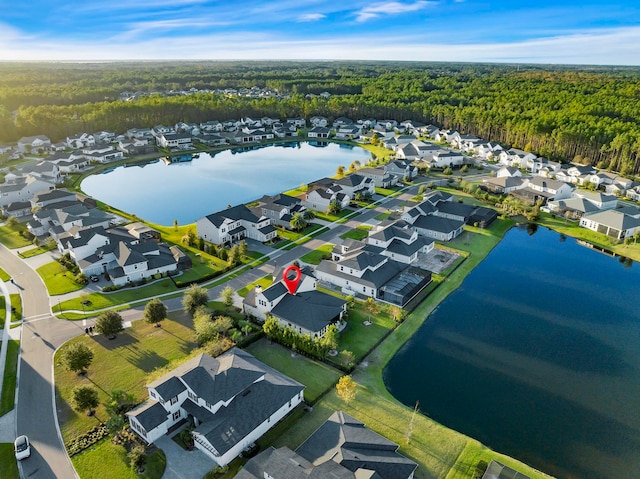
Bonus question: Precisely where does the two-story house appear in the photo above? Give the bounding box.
[196,205,277,246]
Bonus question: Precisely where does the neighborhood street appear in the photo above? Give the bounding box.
[0,185,414,478]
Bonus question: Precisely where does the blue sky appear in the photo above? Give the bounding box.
[0,0,639,64]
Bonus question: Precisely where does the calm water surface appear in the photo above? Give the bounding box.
[384,226,640,479]
[82,142,372,225]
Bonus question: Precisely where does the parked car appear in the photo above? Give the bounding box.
[14,435,30,460]
[90,275,99,283]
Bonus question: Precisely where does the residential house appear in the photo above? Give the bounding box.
[514,177,574,205]
[30,189,77,208]
[237,411,418,479]
[496,166,522,178]
[579,210,640,240]
[386,160,418,180]
[498,149,537,169]
[243,265,347,338]
[1,201,32,219]
[0,176,56,207]
[332,174,375,197]
[358,166,398,188]
[156,132,193,150]
[482,176,526,194]
[481,460,530,479]
[126,349,304,467]
[82,146,124,163]
[316,244,432,306]
[196,204,277,246]
[286,117,306,128]
[304,185,350,212]
[17,135,51,152]
[429,150,465,168]
[307,127,330,139]
[335,125,360,140]
[197,133,227,147]
[309,116,328,128]
[475,142,503,159]
[368,221,434,264]
[66,133,95,149]
[251,194,307,229]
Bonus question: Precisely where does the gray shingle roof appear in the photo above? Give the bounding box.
[270,291,346,334]
[127,400,168,431]
[412,215,464,234]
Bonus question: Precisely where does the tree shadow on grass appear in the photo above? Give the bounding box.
[123,347,169,373]
[92,331,138,350]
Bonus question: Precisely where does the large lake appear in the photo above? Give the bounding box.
[384,226,640,479]
[81,142,372,225]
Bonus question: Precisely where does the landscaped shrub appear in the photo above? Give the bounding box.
[66,424,109,456]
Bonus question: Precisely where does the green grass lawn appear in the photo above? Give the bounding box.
[58,279,177,314]
[0,340,20,416]
[375,186,401,197]
[339,225,372,241]
[10,294,22,323]
[0,443,19,479]
[300,244,334,265]
[237,275,274,298]
[55,312,197,441]
[0,223,32,249]
[245,338,342,404]
[0,266,10,282]
[37,261,86,296]
[312,209,356,223]
[0,296,5,329]
[275,223,324,242]
[375,211,391,221]
[18,243,56,258]
[336,303,397,363]
[71,437,166,479]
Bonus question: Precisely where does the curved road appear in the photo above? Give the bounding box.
[0,245,82,479]
[1,187,413,479]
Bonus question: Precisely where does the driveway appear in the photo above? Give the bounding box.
[155,436,215,479]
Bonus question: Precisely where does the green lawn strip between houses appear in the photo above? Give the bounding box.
[71,437,166,479]
[0,443,20,479]
[37,261,86,296]
[55,312,197,442]
[0,296,5,329]
[0,223,32,249]
[9,293,21,324]
[18,243,57,258]
[245,339,342,404]
[299,243,334,265]
[0,340,20,416]
[0,266,10,282]
[339,224,372,241]
[237,275,274,298]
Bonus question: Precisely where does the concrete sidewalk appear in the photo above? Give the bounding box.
[0,278,21,443]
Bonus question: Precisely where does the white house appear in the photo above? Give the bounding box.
[126,349,304,467]
[196,205,277,246]
[243,265,347,338]
[580,210,640,240]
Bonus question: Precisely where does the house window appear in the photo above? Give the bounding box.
[170,396,178,405]
[172,411,180,421]
[188,391,197,402]
[150,391,156,399]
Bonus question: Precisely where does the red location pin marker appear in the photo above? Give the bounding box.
[282,265,302,295]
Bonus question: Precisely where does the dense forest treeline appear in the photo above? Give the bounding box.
[1,61,640,174]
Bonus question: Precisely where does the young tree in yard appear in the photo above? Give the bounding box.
[336,165,345,178]
[173,219,178,231]
[62,342,94,375]
[194,312,218,346]
[6,216,18,227]
[391,305,407,323]
[220,286,235,309]
[95,310,123,339]
[128,444,147,472]
[45,236,57,250]
[328,199,342,215]
[238,240,248,257]
[212,315,234,335]
[182,284,209,315]
[289,212,308,231]
[364,297,380,322]
[321,324,339,353]
[336,375,358,405]
[228,244,242,266]
[144,297,167,327]
[72,385,99,416]
[302,209,315,221]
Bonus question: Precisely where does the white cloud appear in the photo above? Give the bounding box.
[354,1,434,22]
[298,13,326,22]
[0,25,639,66]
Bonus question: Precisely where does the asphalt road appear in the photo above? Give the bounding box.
[1,185,413,479]
[0,245,81,479]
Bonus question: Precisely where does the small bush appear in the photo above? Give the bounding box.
[66,424,109,456]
